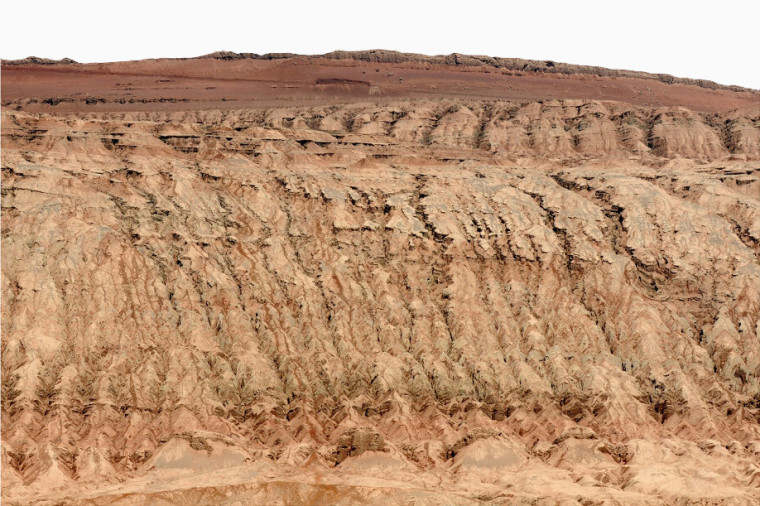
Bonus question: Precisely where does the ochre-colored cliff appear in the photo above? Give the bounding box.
[2,55,760,504]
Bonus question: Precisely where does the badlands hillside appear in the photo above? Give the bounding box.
[2,51,760,504]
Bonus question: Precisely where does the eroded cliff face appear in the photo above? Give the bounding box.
[2,98,760,504]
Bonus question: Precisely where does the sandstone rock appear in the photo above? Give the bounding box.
[2,56,760,504]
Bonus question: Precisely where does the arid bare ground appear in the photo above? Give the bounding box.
[3,50,759,114]
[2,53,760,504]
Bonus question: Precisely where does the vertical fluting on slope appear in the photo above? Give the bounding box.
[1,105,759,489]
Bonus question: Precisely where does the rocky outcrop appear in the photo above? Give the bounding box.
[2,98,760,504]
[1,56,77,65]
[194,50,759,94]
[4,54,759,115]
[7,50,752,95]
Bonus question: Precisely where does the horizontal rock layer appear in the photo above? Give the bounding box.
[4,54,759,114]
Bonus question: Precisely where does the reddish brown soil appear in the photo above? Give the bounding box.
[3,54,759,113]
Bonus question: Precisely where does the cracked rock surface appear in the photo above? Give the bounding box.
[2,91,760,504]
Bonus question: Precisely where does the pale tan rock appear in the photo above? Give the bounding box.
[2,65,760,504]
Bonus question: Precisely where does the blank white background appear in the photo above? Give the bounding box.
[1,0,758,89]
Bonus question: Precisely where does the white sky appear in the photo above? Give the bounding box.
[2,0,759,89]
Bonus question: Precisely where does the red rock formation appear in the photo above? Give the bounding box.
[1,53,760,504]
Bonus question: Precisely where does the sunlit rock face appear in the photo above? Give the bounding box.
[2,55,760,504]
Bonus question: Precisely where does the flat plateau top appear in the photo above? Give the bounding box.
[3,51,759,113]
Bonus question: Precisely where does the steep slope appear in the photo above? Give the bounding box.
[1,58,760,505]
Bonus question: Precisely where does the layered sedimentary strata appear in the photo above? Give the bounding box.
[3,52,759,114]
[1,59,760,504]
